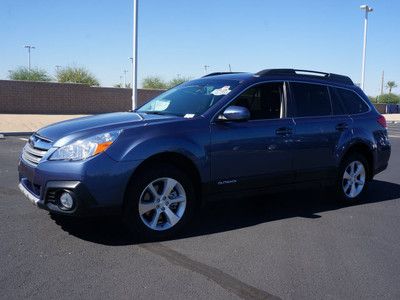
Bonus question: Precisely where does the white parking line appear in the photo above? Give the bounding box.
[19,138,28,141]
[389,135,400,138]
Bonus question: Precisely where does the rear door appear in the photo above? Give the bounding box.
[288,82,352,182]
[210,82,295,193]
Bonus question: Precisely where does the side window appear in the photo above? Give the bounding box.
[329,87,346,115]
[231,82,284,120]
[336,88,369,114]
[290,83,331,117]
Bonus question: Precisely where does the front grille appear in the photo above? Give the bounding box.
[21,134,53,167]
[22,143,47,166]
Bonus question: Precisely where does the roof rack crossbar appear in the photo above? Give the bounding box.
[255,68,354,85]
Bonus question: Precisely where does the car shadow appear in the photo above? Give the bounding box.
[51,179,400,246]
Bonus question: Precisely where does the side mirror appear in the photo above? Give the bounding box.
[219,106,250,122]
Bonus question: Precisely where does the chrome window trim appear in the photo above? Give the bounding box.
[211,78,372,123]
[286,80,371,119]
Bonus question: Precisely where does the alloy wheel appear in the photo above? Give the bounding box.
[342,160,366,198]
[138,177,187,231]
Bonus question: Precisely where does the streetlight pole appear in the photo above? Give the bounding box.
[123,69,128,88]
[360,5,373,91]
[132,0,138,110]
[24,45,35,71]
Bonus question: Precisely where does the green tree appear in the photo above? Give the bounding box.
[167,76,191,88]
[56,66,99,86]
[386,81,397,93]
[377,93,400,104]
[8,67,51,82]
[113,83,131,88]
[368,95,377,103]
[142,76,168,89]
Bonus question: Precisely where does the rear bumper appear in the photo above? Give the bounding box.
[371,129,391,178]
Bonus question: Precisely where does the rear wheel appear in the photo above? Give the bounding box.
[336,153,369,203]
[123,163,196,240]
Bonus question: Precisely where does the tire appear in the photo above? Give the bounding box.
[336,153,369,203]
[123,163,197,240]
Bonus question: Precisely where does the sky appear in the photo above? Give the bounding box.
[0,0,399,96]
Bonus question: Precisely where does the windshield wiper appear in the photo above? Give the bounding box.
[139,111,181,116]
[139,111,166,115]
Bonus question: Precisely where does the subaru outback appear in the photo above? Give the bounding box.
[18,69,391,239]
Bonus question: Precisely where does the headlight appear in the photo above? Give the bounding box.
[50,130,121,161]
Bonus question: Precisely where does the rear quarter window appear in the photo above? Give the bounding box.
[336,88,369,114]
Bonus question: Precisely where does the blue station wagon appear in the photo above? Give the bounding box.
[18,69,391,239]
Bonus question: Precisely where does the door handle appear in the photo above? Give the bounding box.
[275,127,293,136]
[335,123,348,131]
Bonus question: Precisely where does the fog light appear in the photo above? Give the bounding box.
[59,192,74,210]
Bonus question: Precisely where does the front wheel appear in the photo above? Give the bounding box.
[123,164,196,240]
[336,153,369,203]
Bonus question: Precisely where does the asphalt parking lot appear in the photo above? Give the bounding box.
[1,125,400,299]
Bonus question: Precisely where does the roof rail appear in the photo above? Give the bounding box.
[255,69,354,85]
[203,72,244,77]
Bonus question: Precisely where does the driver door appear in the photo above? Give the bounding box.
[209,82,295,193]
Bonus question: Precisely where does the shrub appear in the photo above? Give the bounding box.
[56,66,99,86]
[376,93,400,104]
[168,76,191,88]
[142,76,168,89]
[8,67,51,82]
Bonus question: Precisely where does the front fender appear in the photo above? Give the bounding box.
[106,121,210,182]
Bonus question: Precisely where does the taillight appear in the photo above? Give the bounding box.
[377,115,387,128]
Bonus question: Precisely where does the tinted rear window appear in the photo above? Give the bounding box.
[329,87,346,115]
[335,88,369,114]
[291,83,331,117]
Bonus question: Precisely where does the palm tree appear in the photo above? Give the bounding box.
[386,81,397,93]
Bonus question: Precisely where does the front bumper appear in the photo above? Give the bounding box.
[18,152,141,216]
[18,177,98,216]
[19,181,40,205]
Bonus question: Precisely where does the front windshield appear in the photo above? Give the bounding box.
[137,79,241,117]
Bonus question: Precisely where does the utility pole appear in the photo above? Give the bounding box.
[380,70,384,96]
[123,69,128,88]
[24,45,35,70]
[228,64,232,72]
[132,0,139,109]
[204,65,210,74]
[360,5,373,91]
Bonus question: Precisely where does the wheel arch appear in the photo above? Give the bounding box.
[124,151,203,205]
[340,142,374,180]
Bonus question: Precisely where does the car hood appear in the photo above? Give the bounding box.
[36,112,177,146]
